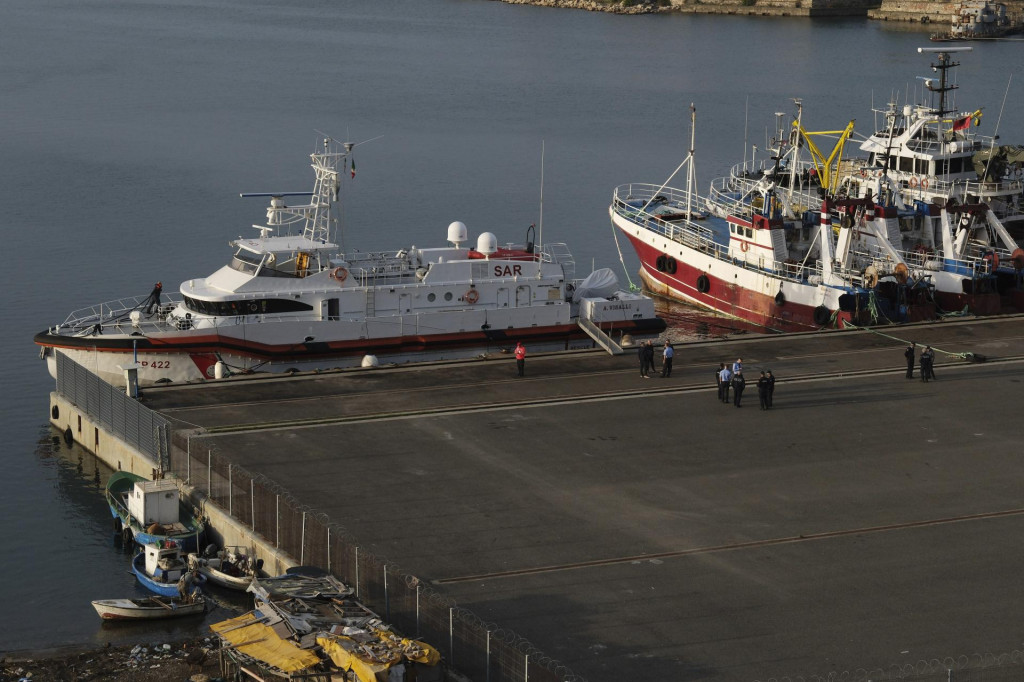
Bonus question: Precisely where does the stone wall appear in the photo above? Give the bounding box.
[869,0,1024,23]
[492,0,1024,20]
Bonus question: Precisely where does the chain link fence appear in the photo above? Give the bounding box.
[169,431,585,682]
[55,352,169,468]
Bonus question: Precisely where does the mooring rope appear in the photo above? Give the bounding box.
[842,321,987,362]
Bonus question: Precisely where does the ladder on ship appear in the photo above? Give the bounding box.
[577,318,624,356]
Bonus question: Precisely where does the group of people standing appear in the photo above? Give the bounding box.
[638,340,674,378]
[904,342,937,382]
[716,358,775,410]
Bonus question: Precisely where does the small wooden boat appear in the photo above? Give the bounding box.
[106,471,204,552]
[92,595,206,620]
[132,541,205,598]
[187,546,261,591]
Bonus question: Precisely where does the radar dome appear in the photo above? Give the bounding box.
[476,232,497,256]
[447,221,468,247]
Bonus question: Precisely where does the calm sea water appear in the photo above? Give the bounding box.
[2,0,1021,653]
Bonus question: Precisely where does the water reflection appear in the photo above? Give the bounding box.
[652,294,774,343]
[7,430,253,654]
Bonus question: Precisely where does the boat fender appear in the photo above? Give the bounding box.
[656,255,667,272]
[63,426,73,446]
[666,257,677,275]
[696,274,710,294]
[813,305,831,326]
[204,543,219,558]
[329,266,348,283]
[775,291,785,306]
[465,289,480,304]
[122,526,134,544]
[51,404,59,420]
[1011,248,1024,271]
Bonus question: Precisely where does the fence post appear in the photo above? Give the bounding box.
[524,653,529,682]
[449,608,455,666]
[301,510,306,565]
[186,436,191,485]
[276,494,280,548]
[486,630,492,682]
[355,547,360,598]
[327,527,331,574]
[228,464,233,517]
[208,449,212,497]
[416,583,421,638]
[384,565,389,621]
[250,479,255,530]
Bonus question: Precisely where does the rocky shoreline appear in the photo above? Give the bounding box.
[2,637,220,682]
[494,0,673,14]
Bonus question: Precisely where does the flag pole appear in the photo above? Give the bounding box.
[539,140,545,257]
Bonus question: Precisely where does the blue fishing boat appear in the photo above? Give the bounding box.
[106,471,204,552]
[131,541,204,598]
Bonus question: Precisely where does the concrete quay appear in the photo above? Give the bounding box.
[137,315,1024,681]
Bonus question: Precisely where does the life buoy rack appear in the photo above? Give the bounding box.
[696,274,710,294]
[775,291,785,306]
[330,266,349,283]
[908,177,919,189]
[813,305,831,326]
[465,289,480,304]
[665,257,677,274]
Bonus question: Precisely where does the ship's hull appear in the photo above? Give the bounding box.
[38,315,665,386]
[614,212,933,332]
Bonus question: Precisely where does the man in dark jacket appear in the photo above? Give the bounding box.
[757,371,770,410]
[904,342,916,379]
[732,371,746,407]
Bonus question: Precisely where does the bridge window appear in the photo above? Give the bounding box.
[183,295,313,316]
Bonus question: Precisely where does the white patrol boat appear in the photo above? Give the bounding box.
[36,138,664,386]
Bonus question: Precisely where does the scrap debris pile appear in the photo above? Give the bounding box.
[211,573,442,682]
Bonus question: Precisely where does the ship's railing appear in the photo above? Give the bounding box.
[58,294,185,331]
[613,184,824,286]
[714,172,822,218]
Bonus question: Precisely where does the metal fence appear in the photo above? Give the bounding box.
[56,352,169,468]
[169,430,585,682]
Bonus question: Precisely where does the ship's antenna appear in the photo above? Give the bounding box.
[743,96,749,175]
[686,103,696,220]
[983,73,1013,183]
[538,140,545,254]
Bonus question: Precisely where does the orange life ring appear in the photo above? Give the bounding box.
[909,177,919,189]
[859,169,867,178]
[740,240,749,253]
[920,178,930,190]
[983,251,999,271]
[330,266,348,282]
[465,289,479,304]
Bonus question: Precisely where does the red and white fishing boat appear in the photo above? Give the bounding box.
[611,105,936,332]
[36,138,664,386]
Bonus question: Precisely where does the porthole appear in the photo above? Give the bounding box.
[444,292,453,301]
[427,293,436,302]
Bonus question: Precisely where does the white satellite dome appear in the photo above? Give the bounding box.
[476,231,497,256]
[447,221,468,247]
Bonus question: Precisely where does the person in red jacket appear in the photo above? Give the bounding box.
[514,341,526,377]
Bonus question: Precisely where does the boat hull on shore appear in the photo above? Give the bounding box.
[91,596,206,621]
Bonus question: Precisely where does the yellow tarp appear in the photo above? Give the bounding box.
[210,612,320,673]
[317,634,390,682]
